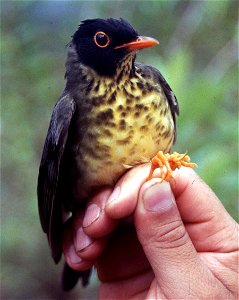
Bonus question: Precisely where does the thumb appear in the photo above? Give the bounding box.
[134,179,214,298]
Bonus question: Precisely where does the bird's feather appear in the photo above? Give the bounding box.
[156,68,179,143]
[37,92,76,262]
[62,263,92,291]
[136,62,179,142]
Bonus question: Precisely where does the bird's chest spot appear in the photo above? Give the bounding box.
[78,77,174,187]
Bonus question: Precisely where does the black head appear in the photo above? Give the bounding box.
[72,18,158,77]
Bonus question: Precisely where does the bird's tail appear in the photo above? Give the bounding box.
[62,263,92,291]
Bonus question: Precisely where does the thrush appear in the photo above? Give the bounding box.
[37,18,196,291]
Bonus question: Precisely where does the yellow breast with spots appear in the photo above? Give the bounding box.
[74,69,175,194]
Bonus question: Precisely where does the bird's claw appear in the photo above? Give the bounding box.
[147,151,197,182]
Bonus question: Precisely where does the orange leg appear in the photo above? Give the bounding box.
[147,151,197,182]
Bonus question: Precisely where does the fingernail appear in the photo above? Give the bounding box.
[75,227,94,252]
[83,204,101,227]
[143,182,174,212]
[68,245,82,265]
[107,186,121,204]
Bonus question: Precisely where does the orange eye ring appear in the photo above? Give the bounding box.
[94,31,110,48]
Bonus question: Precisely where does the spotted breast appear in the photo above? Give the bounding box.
[63,55,175,202]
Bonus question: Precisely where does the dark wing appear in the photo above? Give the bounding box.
[157,69,179,142]
[37,92,76,263]
[156,70,179,114]
[136,63,179,142]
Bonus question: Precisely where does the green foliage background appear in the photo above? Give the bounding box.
[1,1,238,299]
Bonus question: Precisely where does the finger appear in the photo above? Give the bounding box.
[83,187,118,238]
[63,187,119,270]
[65,205,109,265]
[134,179,231,299]
[171,167,238,252]
[105,163,151,219]
[99,269,154,300]
[73,226,107,261]
[62,219,93,271]
[96,226,150,282]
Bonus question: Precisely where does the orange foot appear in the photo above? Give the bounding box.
[147,151,197,182]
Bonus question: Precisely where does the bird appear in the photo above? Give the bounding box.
[37,17,196,291]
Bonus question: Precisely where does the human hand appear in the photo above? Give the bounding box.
[63,165,238,299]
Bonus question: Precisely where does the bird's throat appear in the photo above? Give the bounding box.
[65,42,136,86]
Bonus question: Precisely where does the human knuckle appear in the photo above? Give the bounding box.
[149,219,188,249]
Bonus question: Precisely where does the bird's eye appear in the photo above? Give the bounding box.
[94,32,110,48]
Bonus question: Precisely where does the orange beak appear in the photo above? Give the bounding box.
[115,36,159,51]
